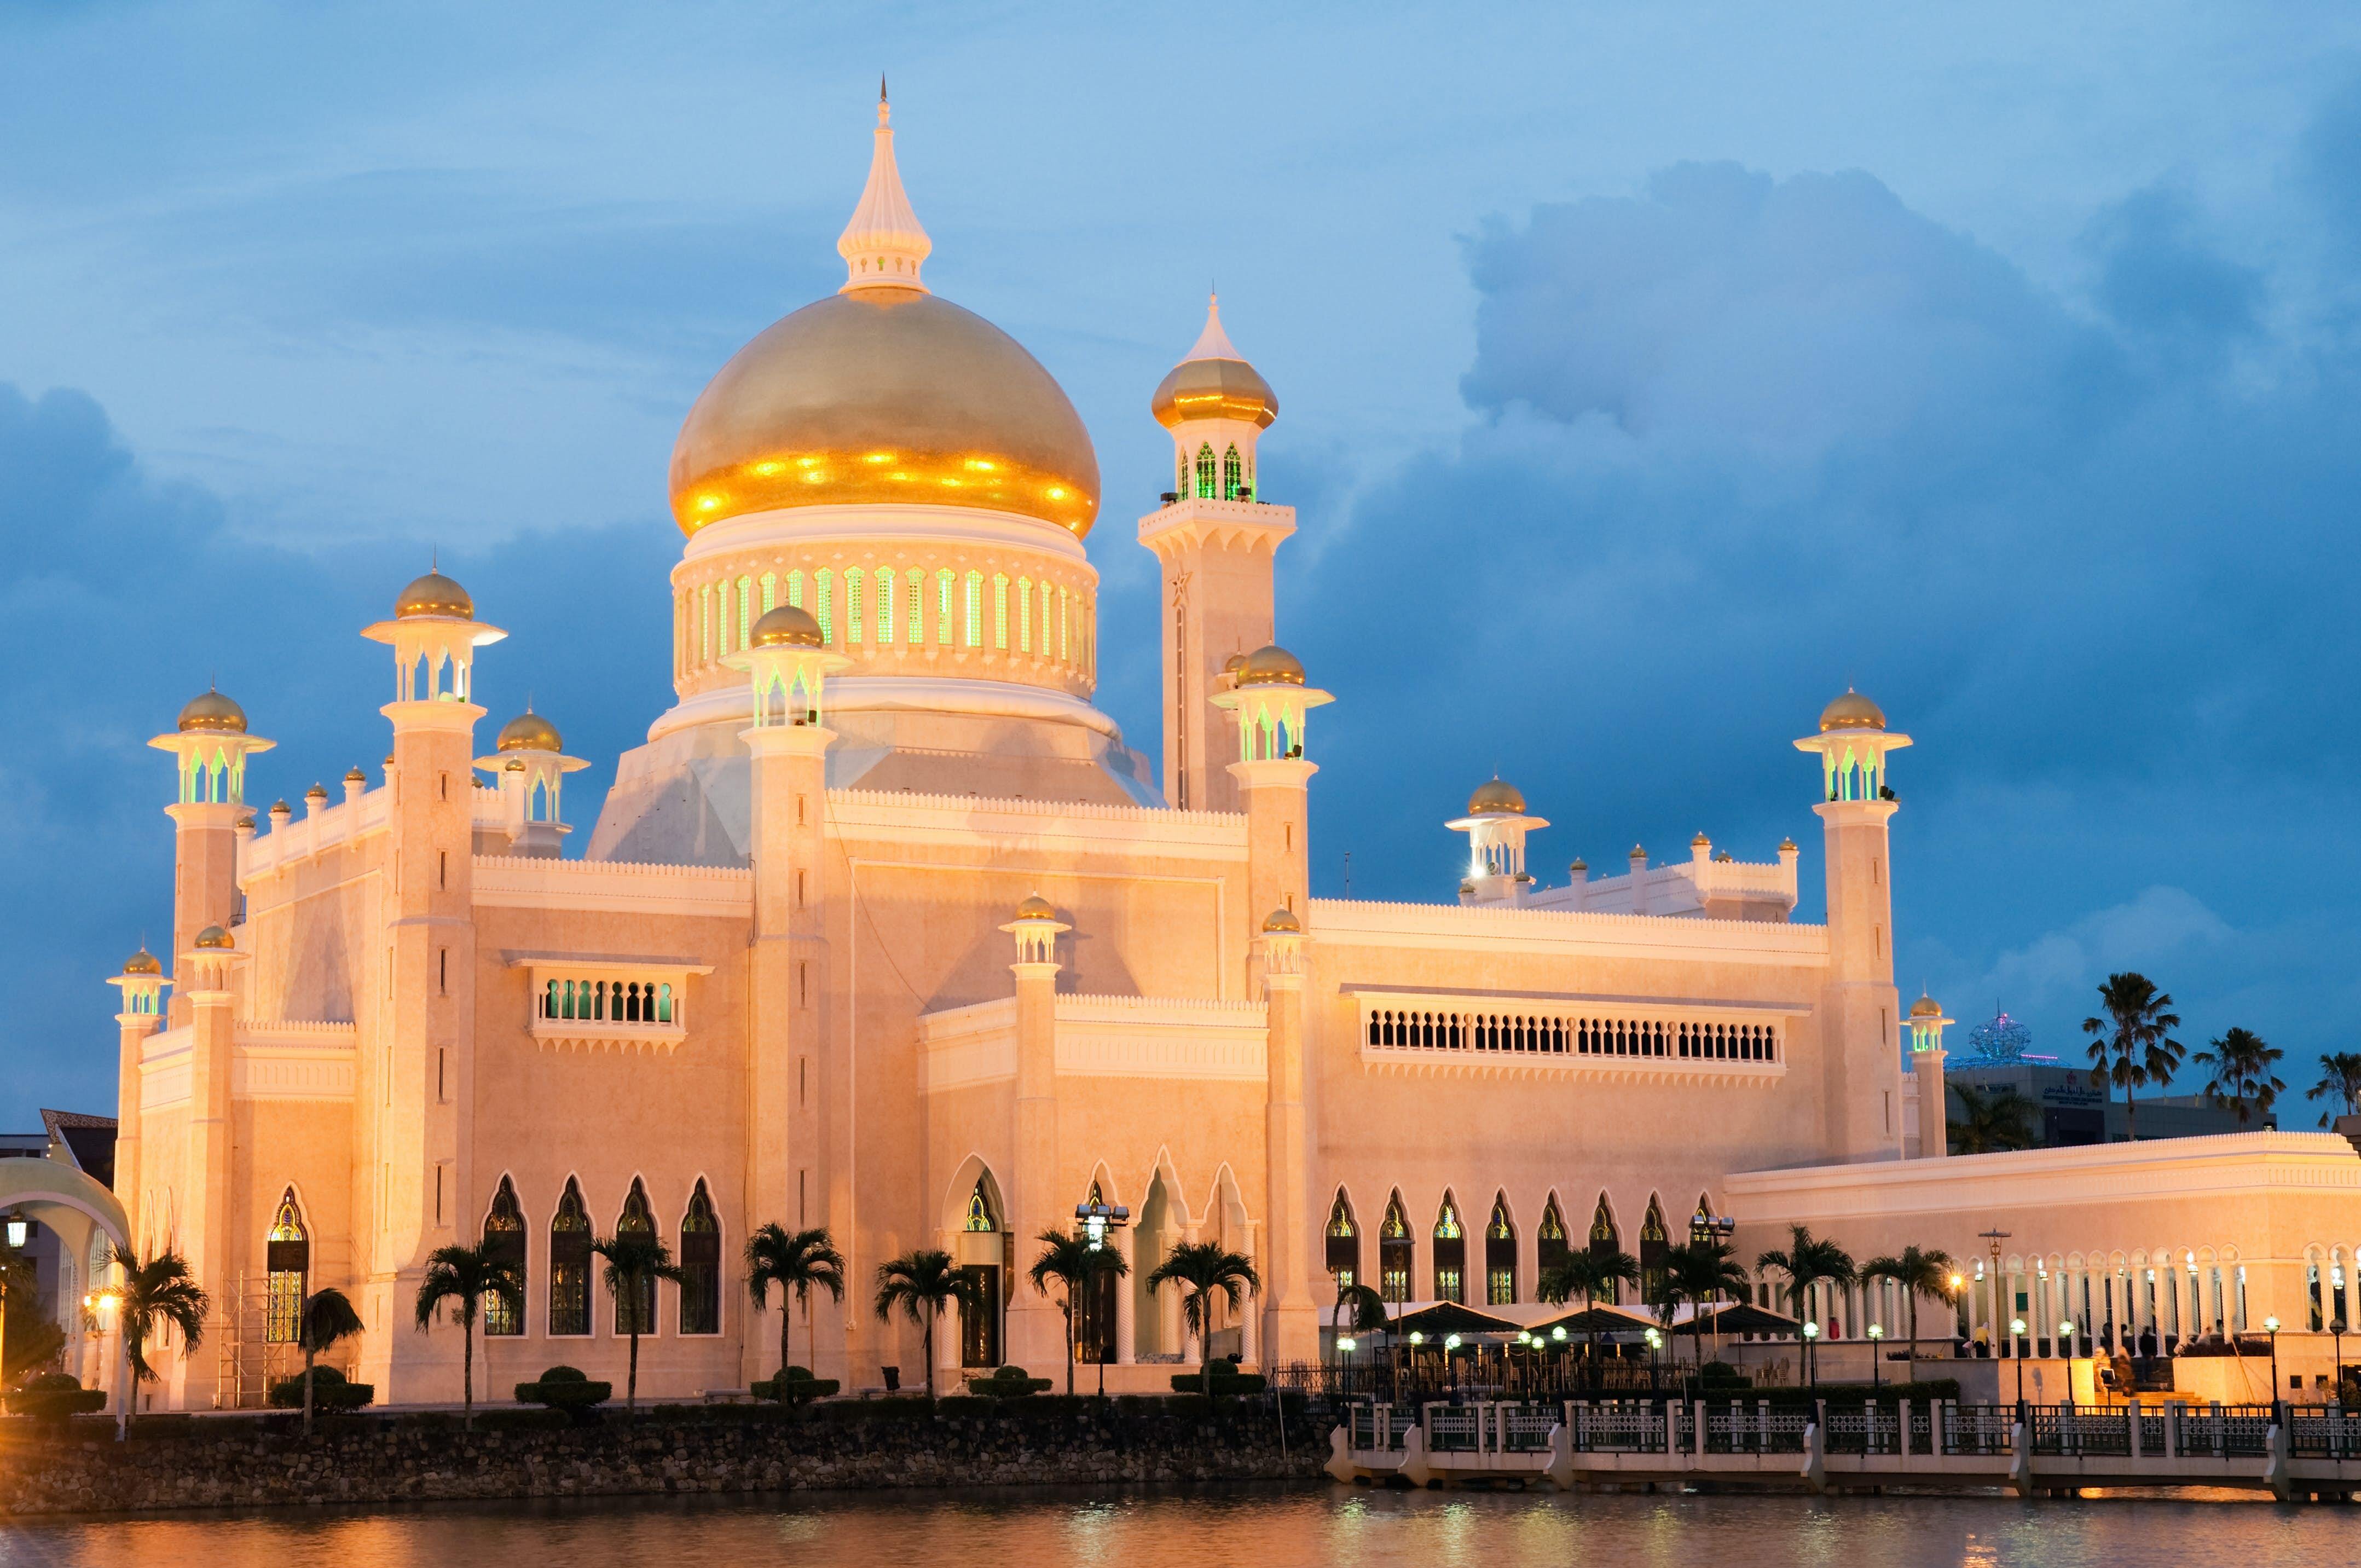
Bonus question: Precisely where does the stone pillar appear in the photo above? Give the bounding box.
[176,934,242,1408]
[1005,898,1067,1373]
[1259,912,1318,1368]
[1918,1047,1948,1159]
[1115,1225,1137,1366]
[165,804,242,1028]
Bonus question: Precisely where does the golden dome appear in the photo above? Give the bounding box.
[749,604,826,649]
[1819,688,1886,732]
[1236,644,1305,686]
[669,290,1100,539]
[304,782,327,800]
[269,799,291,815]
[1152,357,1278,431]
[395,570,474,621]
[193,925,234,950]
[177,688,248,734]
[1012,893,1057,921]
[1261,907,1302,934]
[496,711,563,753]
[1910,993,1945,1019]
[123,948,161,976]
[1691,831,1711,848]
[1466,778,1526,816]
[345,767,367,783]
[1778,837,1797,852]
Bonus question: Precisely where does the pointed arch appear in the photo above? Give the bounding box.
[1639,1193,1670,1305]
[1485,1191,1518,1305]
[1379,1190,1413,1303]
[1538,1192,1570,1277]
[482,1174,526,1335]
[1222,443,1243,500]
[1324,1189,1361,1289]
[679,1177,721,1335]
[1432,1190,1466,1303]
[1194,442,1217,499]
[549,1175,591,1336]
[1588,1193,1622,1302]
[264,1187,308,1344]
[614,1176,658,1335]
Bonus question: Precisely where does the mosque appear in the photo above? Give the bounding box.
[97,95,2361,1410]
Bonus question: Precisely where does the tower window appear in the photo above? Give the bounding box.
[1058,587,1070,662]
[908,569,925,644]
[786,569,803,609]
[482,1176,526,1335]
[738,576,754,649]
[846,567,865,644]
[875,565,895,644]
[992,572,1009,651]
[615,1178,657,1334]
[265,1189,308,1344]
[936,569,954,645]
[1223,444,1242,500]
[1016,576,1033,652]
[1195,443,1216,499]
[816,568,835,645]
[760,571,776,614]
[680,1179,722,1335]
[963,571,982,647]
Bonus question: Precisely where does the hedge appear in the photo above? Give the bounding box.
[267,1366,376,1411]
[516,1364,612,1414]
[8,1373,107,1421]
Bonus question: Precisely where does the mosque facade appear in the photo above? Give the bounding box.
[103,97,2361,1409]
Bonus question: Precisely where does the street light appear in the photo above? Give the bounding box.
[1802,1321,1819,1391]
[2010,1319,2027,1409]
[2265,1315,2282,1408]
[2059,1321,2078,1406]
[3,1211,26,1251]
[1073,1200,1130,1399]
[1868,1323,1884,1390]
[2334,1318,2348,1408]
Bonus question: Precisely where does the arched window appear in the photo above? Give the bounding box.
[265,1189,307,1344]
[738,576,754,649]
[1538,1196,1570,1277]
[549,1178,591,1336]
[1016,576,1033,652]
[760,570,777,614]
[935,569,955,645]
[1588,1194,1621,1300]
[1194,443,1217,499]
[992,572,1009,650]
[815,568,835,645]
[1486,1194,1517,1305]
[483,1176,526,1335]
[1325,1191,1359,1288]
[875,565,895,644]
[679,1179,721,1335]
[1432,1193,1466,1304]
[1639,1195,1670,1306]
[1222,444,1243,500]
[616,1178,657,1335]
[964,1177,998,1233]
[786,569,804,609]
[907,568,925,644]
[1379,1193,1413,1304]
[845,566,865,645]
[1079,1179,1117,1363]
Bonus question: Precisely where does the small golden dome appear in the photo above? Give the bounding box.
[1691,831,1711,848]
[749,604,826,649]
[395,570,474,620]
[193,925,234,950]
[1013,893,1057,921]
[177,688,248,735]
[1779,837,1797,852]
[305,782,327,800]
[1910,993,1944,1019]
[1151,357,1278,431]
[122,948,162,976]
[344,767,367,783]
[1262,907,1302,934]
[1466,778,1526,816]
[1819,687,1886,732]
[1236,644,1305,686]
[269,799,291,815]
[1570,857,1588,873]
[669,291,1100,539]
[1222,652,1247,675]
[496,711,563,753]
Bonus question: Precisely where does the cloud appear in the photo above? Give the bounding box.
[1947,886,2234,1026]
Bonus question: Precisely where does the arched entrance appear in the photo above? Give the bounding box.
[0,1158,132,1418]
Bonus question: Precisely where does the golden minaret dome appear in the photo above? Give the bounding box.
[1466,777,1527,816]
[1236,644,1306,686]
[748,604,826,648]
[176,687,249,734]
[1151,293,1278,430]
[1819,687,1886,732]
[395,569,474,621]
[496,709,564,753]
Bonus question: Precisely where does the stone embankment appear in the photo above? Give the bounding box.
[0,1395,1328,1517]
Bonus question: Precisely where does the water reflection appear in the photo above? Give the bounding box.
[0,1484,2325,1568]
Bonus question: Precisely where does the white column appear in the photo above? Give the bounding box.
[1115,1226,1137,1365]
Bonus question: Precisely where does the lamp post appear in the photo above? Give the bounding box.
[2010,1318,2027,1409]
[2059,1321,2078,1407]
[1868,1323,1884,1390]
[1074,1200,1130,1399]
[1980,1228,2012,1360]
[1802,1321,1819,1392]
[2334,1318,2348,1409]
[0,1208,24,1398]
[2265,1315,2282,1410]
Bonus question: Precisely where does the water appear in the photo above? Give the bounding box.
[0,1484,2330,1567]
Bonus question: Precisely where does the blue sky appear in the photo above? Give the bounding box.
[4,2,2359,1126]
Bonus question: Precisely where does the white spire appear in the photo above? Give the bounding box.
[1179,291,1242,363]
[836,84,931,293]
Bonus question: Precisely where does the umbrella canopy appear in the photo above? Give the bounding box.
[1528,1303,1658,1339]
[1385,1300,1523,1339]
[1683,1300,1803,1335]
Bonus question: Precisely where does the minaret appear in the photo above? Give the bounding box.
[837,82,930,293]
[1000,893,1070,1370]
[725,604,849,1384]
[358,568,504,1400]
[474,708,588,858]
[1258,907,1317,1364]
[1908,993,1953,1159]
[105,949,168,1246]
[1212,645,1332,989]
[1794,688,1911,1160]
[175,923,245,1405]
[148,690,273,1027]
[1141,296,1293,812]
[1448,778,1548,906]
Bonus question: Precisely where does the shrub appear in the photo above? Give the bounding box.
[965,1364,1052,1398]
[8,1372,107,1422]
[1698,1360,1750,1389]
[516,1364,612,1415]
[751,1364,841,1406]
[267,1366,376,1411]
[1170,1369,1267,1395]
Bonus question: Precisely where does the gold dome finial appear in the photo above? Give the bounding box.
[1236,644,1305,687]
[1151,292,1279,431]
[749,604,826,649]
[1261,906,1302,934]
[1910,992,1944,1019]
[1818,687,1885,732]
[1013,892,1057,921]
[395,567,474,620]
[176,687,248,735]
[838,87,931,294]
[1466,777,1526,816]
[497,710,564,753]
[193,925,234,951]
[123,947,162,976]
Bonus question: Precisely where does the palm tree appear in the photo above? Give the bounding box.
[873,1248,976,1399]
[1537,1248,1639,1388]
[1329,1276,1389,1381]
[296,1286,364,1436]
[590,1233,682,1416]
[108,1245,208,1434]
[414,1242,525,1430]
[743,1224,845,1386]
[1947,1082,2040,1154]
[1655,1240,1750,1370]
[2082,972,2182,1140]
[1144,1240,1261,1393]
[1027,1228,1130,1396]
[2307,1051,2361,1127]
[1860,1246,1957,1373]
[2192,1027,2284,1129]
[1756,1225,1855,1384]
